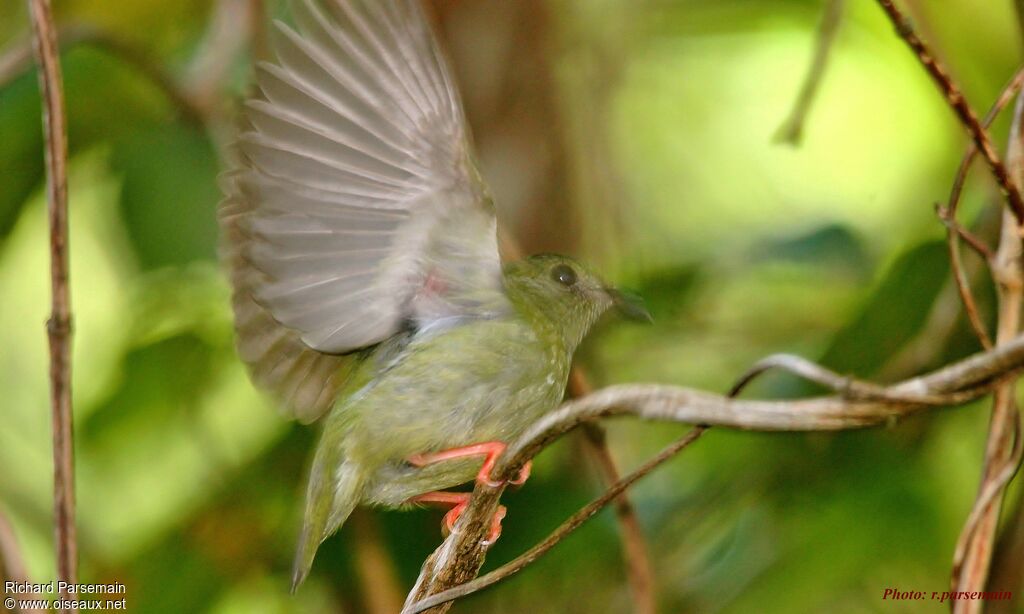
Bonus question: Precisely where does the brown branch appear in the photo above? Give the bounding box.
[402,333,1024,613]
[775,0,845,145]
[939,204,993,351]
[0,23,205,126]
[26,0,77,611]
[950,91,1024,613]
[938,210,994,263]
[875,0,1024,223]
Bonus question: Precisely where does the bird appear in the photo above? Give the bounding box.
[217,0,650,591]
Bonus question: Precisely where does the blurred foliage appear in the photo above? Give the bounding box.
[1,0,1022,613]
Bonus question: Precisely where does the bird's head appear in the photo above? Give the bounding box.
[503,254,651,352]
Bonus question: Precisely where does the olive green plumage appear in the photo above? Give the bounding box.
[217,0,648,592]
[292,255,622,588]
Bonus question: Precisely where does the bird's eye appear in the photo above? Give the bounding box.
[551,264,577,287]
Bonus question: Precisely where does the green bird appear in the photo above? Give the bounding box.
[218,0,649,591]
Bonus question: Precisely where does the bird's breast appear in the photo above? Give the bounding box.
[345,316,570,463]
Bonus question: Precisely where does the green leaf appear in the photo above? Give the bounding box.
[819,241,950,377]
[112,124,220,269]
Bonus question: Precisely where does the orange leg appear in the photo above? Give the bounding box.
[408,441,532,487]
[408,491,506,544]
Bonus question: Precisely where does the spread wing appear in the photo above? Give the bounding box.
[219,0,509,421]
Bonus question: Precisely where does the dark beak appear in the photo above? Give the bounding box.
[606,287,653,323]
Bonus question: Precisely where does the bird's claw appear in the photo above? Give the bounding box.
[508,461,532,486]
[438,500,506,546]
[480,506,507,546]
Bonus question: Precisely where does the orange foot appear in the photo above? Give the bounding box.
[407,441,532,488]
[408,491,507,545]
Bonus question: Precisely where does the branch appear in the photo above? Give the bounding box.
[775,0,844,145]
[875,0,1024,223]
[950,89,1024,611]
[26,0,77,611]
[403,333,1024,613]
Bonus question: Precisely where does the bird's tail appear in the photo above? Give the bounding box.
[291,449,364,593]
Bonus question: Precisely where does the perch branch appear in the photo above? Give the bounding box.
[875,0,1024,223]
[26,0,77,611]
[406,427,707,614]
[402,333,1024,613]
[775,0,845,145]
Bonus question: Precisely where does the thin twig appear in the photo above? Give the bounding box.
[775,0,845,145]
[26,0,76,611]
[876,0,1024,223]
[943,215,995,351]
[946,68,1024,219]
[950,90,1024,613]
[937,208,994,262]
[939,67,1024,351]
[402,333,1024,613]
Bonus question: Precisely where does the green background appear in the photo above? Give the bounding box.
[1,0,1021,612]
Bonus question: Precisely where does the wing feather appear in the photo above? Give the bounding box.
[220,0,507,420]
